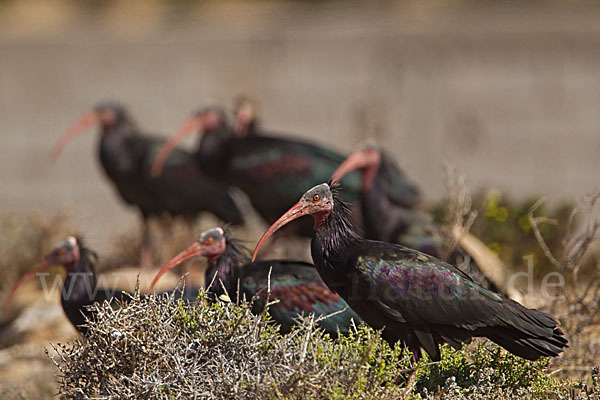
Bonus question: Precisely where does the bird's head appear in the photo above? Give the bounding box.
[332,140,382,190]
[50,100,130,162]
[252,183,333,261]
[193,106,227,133]
[4,236,81,308]
[93,101,129,129]
[147,227,227,294]
[150,105,227,178]
[45,236,81,268]
[233,94,259,137]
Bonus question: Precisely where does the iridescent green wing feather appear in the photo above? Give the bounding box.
[351,241,504,329]
[240,260,361,335]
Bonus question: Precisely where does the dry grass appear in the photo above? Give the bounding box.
[438,163,478,262]
[49,289,411,399]
[47,287,600,400]
[525,191,600,384]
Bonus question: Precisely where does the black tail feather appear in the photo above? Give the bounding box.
[480,324,567,360]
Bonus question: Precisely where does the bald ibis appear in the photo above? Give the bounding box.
[252,182,568,362]
[150,106,421,236]
[52,102,243,264]
[233,95,259,137]
[233,95,260,137]
[4,236,130,335]
[332,141,501,292]
[4,236,202,336]
[149,227,361,336]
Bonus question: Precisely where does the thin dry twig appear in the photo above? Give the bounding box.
[528,197,562,271]
[440,163,478,261]
[48,290,413,400]
[529,191,600,333]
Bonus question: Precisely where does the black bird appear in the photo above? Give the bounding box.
[332,141,502,292]
[151,106,420,236]
[232,95,260,137]
[252,182,568,362]
[4,236,201,335]
[149,227,361,336]
[51,102,244,265]
[4,236,130,335]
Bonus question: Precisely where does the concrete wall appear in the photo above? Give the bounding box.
[1,1,599,249]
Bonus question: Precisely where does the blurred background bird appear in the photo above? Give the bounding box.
[51,101,244,267]
[4,236,130,336]
[151,103,421,240]
[331,140,509,294]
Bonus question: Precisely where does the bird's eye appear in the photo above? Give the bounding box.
[204,238,214,245]
[313,194,320,202]
[56,248,65,256]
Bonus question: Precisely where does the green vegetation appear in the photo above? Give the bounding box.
[431,188,575,276]
[49,292,597,399]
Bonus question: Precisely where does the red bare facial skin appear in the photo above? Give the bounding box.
[252,183,333,262]
[234,102,254,137]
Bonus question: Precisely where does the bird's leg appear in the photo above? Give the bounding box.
[139,216,153,269]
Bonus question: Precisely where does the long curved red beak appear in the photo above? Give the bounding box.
[252,201,309,261]
[150,116,202,178]
[331,151,366,184]
[4,259,53,308]
[147,242,204,294]
[50,112,98,162]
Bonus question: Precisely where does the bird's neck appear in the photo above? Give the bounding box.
[98,121,141,175]
[360,172,391,240]
[361,162,379,191]
[313,210,330,230]
[242,120,259,137]
[62,248,97,304]
[311,196,361,274]
[196,124,234,170]
[100,117,137,136]
[205,244,248,298]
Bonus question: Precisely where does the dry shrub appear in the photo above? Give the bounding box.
[49,290,410,399]
[48,289,596,400]
[527,191,600,379]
